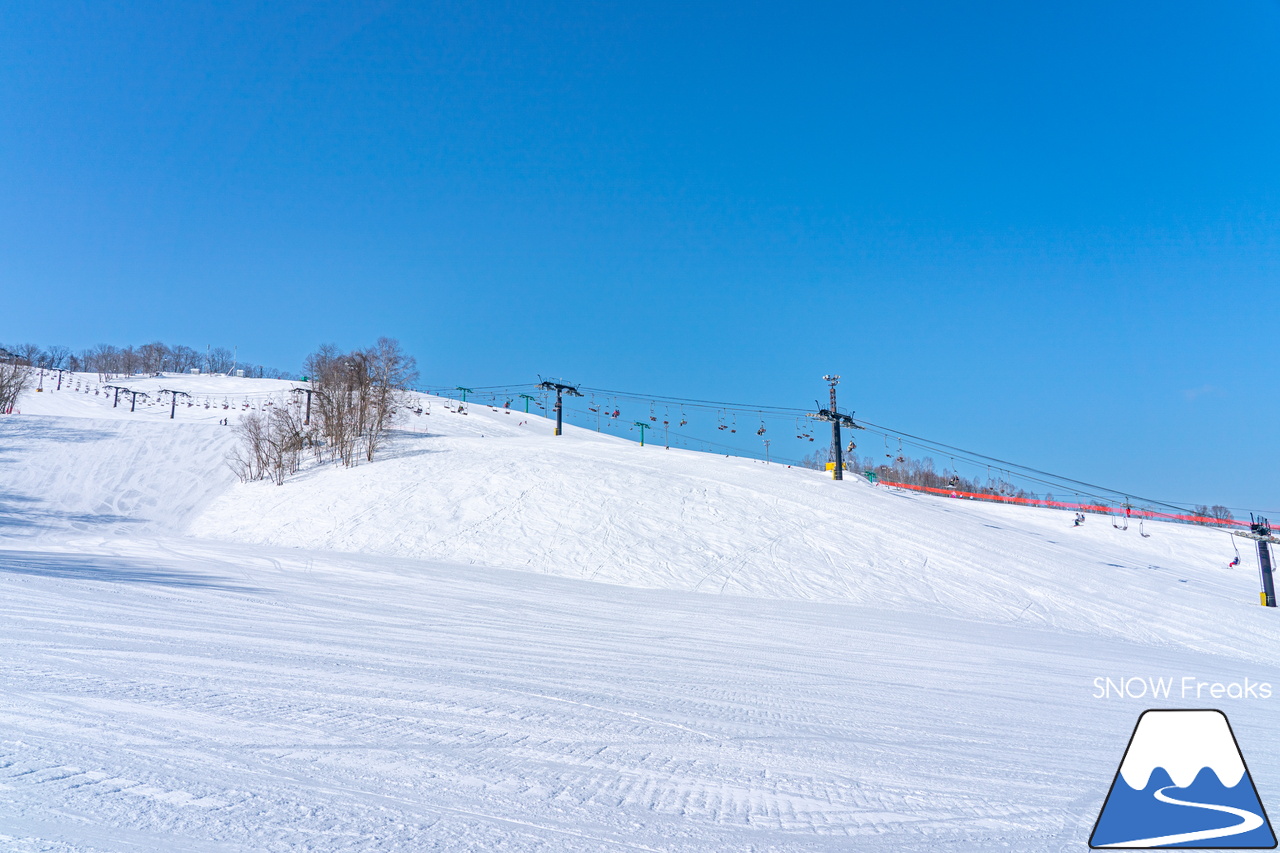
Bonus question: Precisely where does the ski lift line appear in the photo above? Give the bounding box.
[865,427,1189,512]
[416,380,1271,518]
[556,403,807,464]
[577,386,809,416]
[853,416,1216,517]
[581,396,800,420]
[869,431,1120,503]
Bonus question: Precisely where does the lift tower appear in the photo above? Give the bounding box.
[808,375,864,480]
[537,379,582,436]
[292,385,315,425]
[1237,516,1280,607]
[160,389,191,420]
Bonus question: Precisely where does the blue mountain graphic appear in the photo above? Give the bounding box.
[1092,765,1276,848]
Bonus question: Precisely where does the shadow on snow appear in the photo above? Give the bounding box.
[0,549,261,591]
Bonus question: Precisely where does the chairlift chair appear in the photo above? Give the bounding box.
[1113,502,1130,531]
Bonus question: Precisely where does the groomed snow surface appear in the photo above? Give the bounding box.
[3,373,1279,851]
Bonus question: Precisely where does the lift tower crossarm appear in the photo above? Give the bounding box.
[160,389,192,420]
[108,387,148,413]
[537,379,583,436]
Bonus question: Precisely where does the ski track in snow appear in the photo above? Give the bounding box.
[1,374,1278,851]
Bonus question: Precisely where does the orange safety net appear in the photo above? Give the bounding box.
[874,480,1249,527]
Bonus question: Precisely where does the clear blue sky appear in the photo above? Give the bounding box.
[3,1,1278,510]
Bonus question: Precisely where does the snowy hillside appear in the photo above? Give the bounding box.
[3,372,1278,851]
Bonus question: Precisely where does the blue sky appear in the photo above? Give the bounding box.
[3,1,1279,510]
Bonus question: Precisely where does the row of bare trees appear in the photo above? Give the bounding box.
[1194,504,1235,523]
[228,338,418,484]
[2,340,287,381]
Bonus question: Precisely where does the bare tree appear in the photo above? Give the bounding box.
[0,360,33,413]
[119,346,140,376]
[1192,504,1234,525]
[138,341,169,374]
[362,337,418,461]
[208,347,234,374]
[265,406,308,484]
[302,338,418,468]
[168,345,201,373]
[228,402,312,485]
[81,344,117,379]
[228,413,269,483]
[14,343,43,366]
[44,345,71,370]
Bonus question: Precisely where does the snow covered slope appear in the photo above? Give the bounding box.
[3,372,1278,852]
[184,388,1274,662]
[1,373,283,540]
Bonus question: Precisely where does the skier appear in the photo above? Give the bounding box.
[1230,556,1241,568]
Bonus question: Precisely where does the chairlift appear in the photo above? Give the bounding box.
[729,413,737,434]
[718,411,728,431]
[1113,500,1131,531]
[679,405,688,427]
